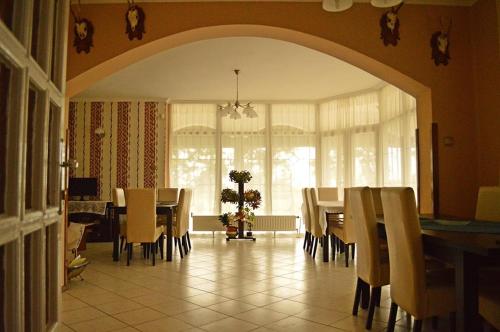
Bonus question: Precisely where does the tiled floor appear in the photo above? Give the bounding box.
[59,235,449,332]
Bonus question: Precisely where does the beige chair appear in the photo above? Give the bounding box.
[306,188,325,258]
[369,187,384,217]
[479,288,500,330]
[125,188,164,266]
[381,187,456,332]
[157,187,179,203]
[317,187,339,201]
[330,188,356,267]
[112,188,127,253]
[350,187,390,329]
[174,188,192,258]
[301,188,312,251]
[475,186,500,222]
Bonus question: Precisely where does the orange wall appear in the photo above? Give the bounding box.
[66,2,482,217]
[471,0,500,188]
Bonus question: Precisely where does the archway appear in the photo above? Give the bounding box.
[66,24,433,213]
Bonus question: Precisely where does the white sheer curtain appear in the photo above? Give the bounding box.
[271,104,316,215]
[221,104,267,214]
[320,92,379,192]
[379,85,417,193]
[169,84,418,219]
[170,104,218,214]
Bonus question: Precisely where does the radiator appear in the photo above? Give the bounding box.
[253,215,297,231]
[192,215,297,233]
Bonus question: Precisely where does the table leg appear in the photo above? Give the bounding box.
[166,208,173,262]
[112,208,120,261]
[323,224,329,262]
[454,250,480,332]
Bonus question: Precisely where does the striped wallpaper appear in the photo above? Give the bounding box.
[68,100,168,201]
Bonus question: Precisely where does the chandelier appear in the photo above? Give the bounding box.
[322,0,403,12]
[218,69,257,119]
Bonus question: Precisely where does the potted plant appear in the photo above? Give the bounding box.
[219,212,238,238]
[219,170,262,240]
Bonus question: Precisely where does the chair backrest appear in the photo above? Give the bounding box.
[343,187,356,243]
[350,187,387,286]
[475,186,500,222]
[306,188,323,237]
[318,187,339,201]
[370,187,383,217]
[381,187,426,316]
[126,188,157,243]
[112,188,126,207]
[157,187,179,203]
[301,188,312,233]
[175,188,192,237]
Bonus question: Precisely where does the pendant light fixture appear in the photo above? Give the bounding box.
[370,0,403,8]
[218,69,257,119]
[322,0,353,12]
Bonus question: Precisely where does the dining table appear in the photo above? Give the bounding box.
[376,217,500,332]
[317,200,344,263]
[109,202,177,262]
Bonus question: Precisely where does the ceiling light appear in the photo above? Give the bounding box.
[218,69,256,120]
[370,0,403,8]
[322,0,353,12]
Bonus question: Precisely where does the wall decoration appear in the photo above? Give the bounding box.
[71,3,94,54]
[125,1,146,40]
[68,100,167,201]
[379,3,403,46]
[430,18,451,66]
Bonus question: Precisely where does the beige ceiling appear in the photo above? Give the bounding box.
[78,37,384,101]
[78,0,477,6]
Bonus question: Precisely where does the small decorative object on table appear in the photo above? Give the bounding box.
[220,170,261,241]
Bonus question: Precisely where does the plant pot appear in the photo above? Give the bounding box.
[226,226,238,238]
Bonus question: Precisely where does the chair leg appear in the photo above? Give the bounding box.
[312,237,318,259]
[159,234,164,260]
[303,231,309,250]
[308,236,314,255]
[330,234,336,260]
[120,236,125,253]
[186,231,192,250]
[413,319,422,332]
[366,286,381,330]
[351,244,355,260]
[151,241,156,266]
[127,243,132,266]
[352,277,363,315]
[387,302,398,332]
[345,244,350,267]
[182,235,188,255]
[177,238,184,259]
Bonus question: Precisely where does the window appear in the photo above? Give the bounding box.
[46,103,60,207]
[170,104,218,214]
[25,86,39,211]
[169,85,417,220]
[0,58,12,215]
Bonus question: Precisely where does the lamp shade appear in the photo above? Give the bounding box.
[322,0,353,12]
[370,0,403,8]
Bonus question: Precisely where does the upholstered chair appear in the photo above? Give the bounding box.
[330,188,356,267]
[157,187,179,203]
[306,188,324,258]
[173,188,192,258]
[475,186,500,222]
[125,188,164,266]
[301,188,312,251]
[381,187,456,332]
[369,187,384,217]
[479,287,500,330]
[350,187,390,329]
[112,188,127,253]
[317,187,339,201]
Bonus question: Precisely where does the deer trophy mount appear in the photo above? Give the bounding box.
[71,1,94,54]
[125,0,146,40]
[379,2,404,46]
[430,17,451,66]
